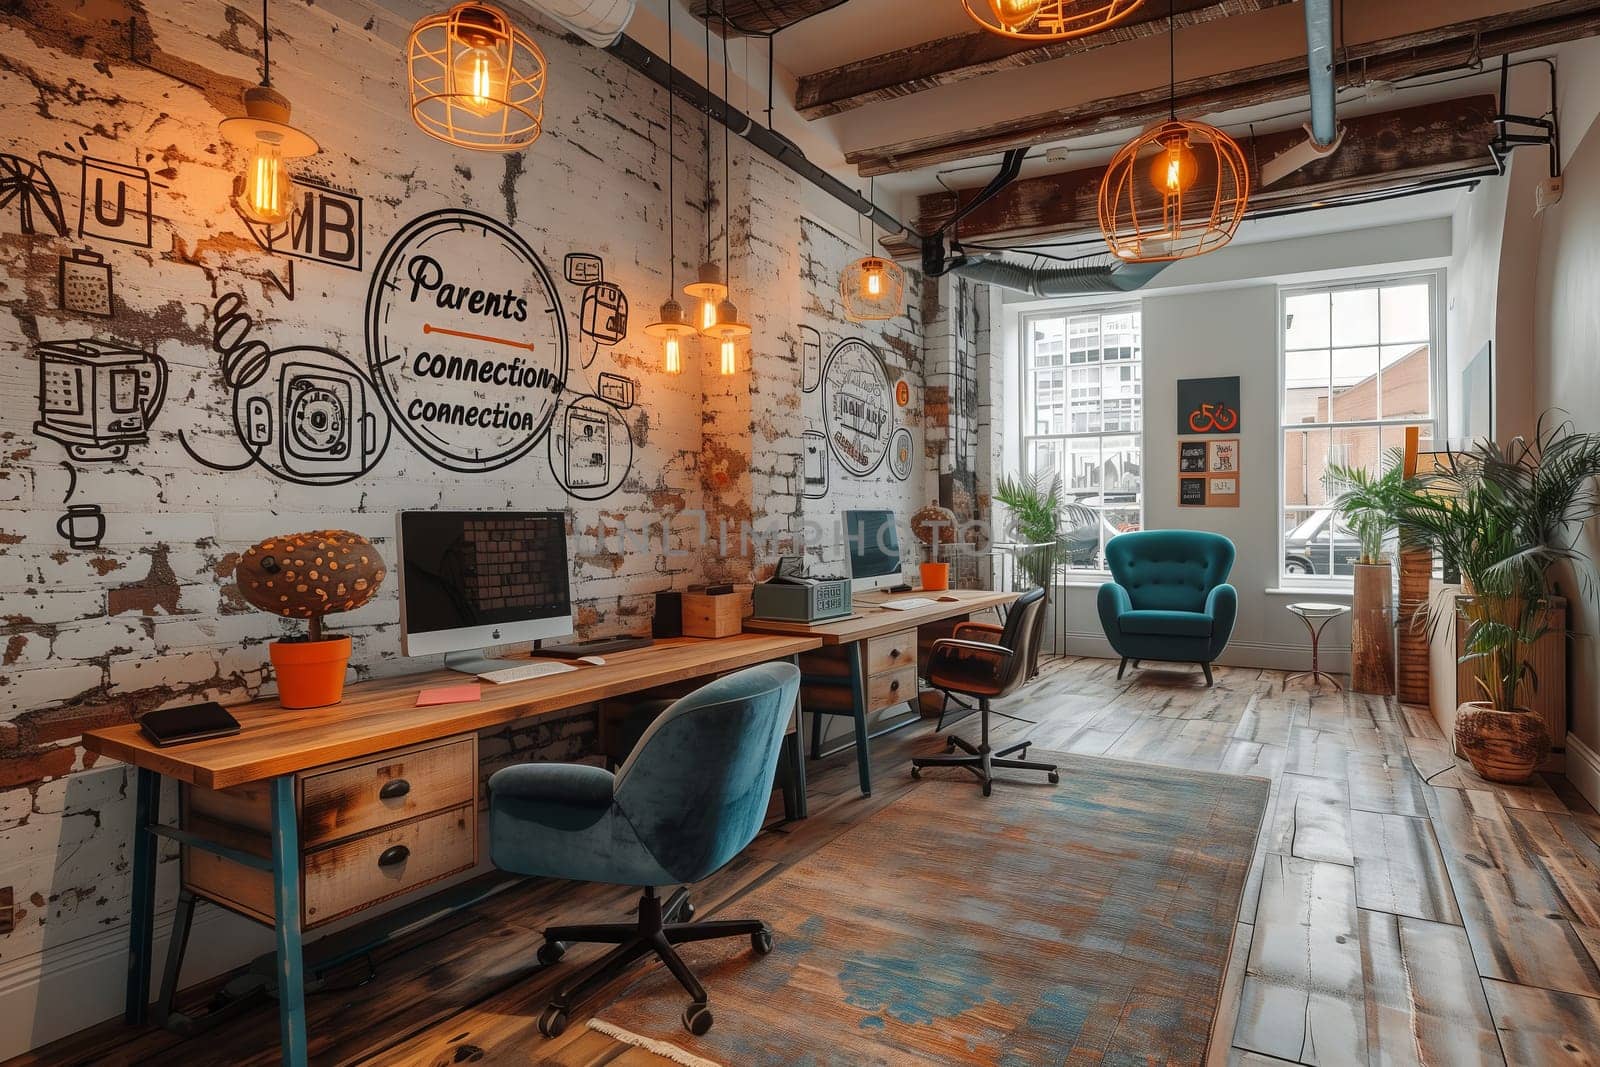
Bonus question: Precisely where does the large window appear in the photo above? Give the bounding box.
[1022,305,1143,571]
[1280,275,1440,580]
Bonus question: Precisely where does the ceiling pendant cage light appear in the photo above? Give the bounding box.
[840,175,905,323]
[1098,0,1248,262]
[408,2,547,151]
[643,0,696,375]
[220,0,319,226]
[963,0,1144,41]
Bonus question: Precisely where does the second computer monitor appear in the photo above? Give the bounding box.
[844,509,903,593]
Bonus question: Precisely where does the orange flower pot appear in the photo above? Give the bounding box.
[269,636,352,709]
[920,562,951,592]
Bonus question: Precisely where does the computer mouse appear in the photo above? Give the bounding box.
[937,595,961,603]
[577,655,606,666]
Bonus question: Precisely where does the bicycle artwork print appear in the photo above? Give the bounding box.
[1176,376,1242,435]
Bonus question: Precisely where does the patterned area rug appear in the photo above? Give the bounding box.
[593,752,1269,1065]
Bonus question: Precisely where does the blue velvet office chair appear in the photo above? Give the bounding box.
[1097,530,1237,686]
[488,662,801,1039]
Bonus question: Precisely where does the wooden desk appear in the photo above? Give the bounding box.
[744,589,1017,796]
[82,633,820,1067]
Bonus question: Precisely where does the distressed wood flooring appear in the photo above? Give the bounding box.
[14,656,1600,1066]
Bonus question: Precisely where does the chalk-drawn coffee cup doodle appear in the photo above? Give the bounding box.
[548,393,634,502]
[367,210,568,474]
[889,426,914,481]
[34,339,167,461]
[56,503,106,550]
[820,338,893,478]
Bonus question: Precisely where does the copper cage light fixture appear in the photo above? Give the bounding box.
[407,2,547,151]
[1097,118,1249,262]
[962,0,1144,41]
[840,255,906,322]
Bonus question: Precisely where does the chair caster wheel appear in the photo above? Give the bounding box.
[538,1005,568,1038]
[1048,771,1060,785]
[945,739,957,753]
[910,765,921,779]
[751,928,774,955]
[679,900,695,921]
[537,941,566,966]
[982,781,993,797]
[683,1003,713,1035]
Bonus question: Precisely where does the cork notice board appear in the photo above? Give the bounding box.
[1177,438,1240,507]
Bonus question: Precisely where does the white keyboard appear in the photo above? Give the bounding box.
[477,661,579,685]
[881,597,937,611]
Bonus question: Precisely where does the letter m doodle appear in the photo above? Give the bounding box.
[244,177,364,271]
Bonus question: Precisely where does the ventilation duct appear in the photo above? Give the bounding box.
[1303,0,1338,148]
[947,254,1171,297]
[524,0,637,47]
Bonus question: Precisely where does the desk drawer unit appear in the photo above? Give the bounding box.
[182,735,479,930]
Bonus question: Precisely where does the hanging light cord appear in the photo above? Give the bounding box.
[704,9,714,265]
[721,6,732,283]
[1167,0,1175,120]
[666,0,675,291]
[260,0,272,87]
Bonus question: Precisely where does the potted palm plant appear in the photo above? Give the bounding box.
[1396,416,1600,782]
[993,472,1097,588]
[1324,451,1409,694]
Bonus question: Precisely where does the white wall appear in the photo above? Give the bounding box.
[999,219,1452,671]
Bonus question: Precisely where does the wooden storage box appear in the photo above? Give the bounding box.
[682,591,742,638]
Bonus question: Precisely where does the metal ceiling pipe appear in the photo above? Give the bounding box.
[947,254,1171,297]
[1304,0,1339,148]
[604,33,915,244]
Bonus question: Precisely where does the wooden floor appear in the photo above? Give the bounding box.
[18,656,1600,1066]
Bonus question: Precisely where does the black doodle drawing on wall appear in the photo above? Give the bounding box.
[547,393,635,502]
[821,337,893,478]
[564,253,628,370]
[366,209,569,474]
[77,156,154,248]
[34,338,168,462]
[58,248,114,317]
[800,325,821,394]
[801,427,829,499]
[56,503,106,550]
[889,426,913,482]
[181,293,391,486]
[236,177,364,272]
[598,372,636,410]
[0,153,67,235]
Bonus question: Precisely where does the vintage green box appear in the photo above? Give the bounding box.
[750,578,852,622]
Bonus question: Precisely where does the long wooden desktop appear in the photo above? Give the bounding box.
[81,633,821,1067]
[743,588,1018,795]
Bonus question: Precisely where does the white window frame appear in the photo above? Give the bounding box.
[1276,269,1447,586]
[1018,302,1145,575]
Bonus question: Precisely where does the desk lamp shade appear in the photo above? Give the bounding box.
[408,3,547,151]
[841,256,906,322]
[1098,118,1249,262]
[963,0,1144,40]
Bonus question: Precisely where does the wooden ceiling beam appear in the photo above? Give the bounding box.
[686,1,836,35]
[878,94,1497,257]
[849,0,1600,176]
[794,0,1293,120]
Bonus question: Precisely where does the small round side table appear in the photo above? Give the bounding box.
[1287,602,1349,690]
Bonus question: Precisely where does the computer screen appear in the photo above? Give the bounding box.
[397,510,573,660]
[844,509,902,591]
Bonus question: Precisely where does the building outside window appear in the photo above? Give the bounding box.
[1280,274,1440,580]
[1021,306,1143,571]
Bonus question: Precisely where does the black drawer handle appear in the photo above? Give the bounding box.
[888,679,901,692]
[379,779,411,800]
[378,844,411,868]
[889,648,902,659]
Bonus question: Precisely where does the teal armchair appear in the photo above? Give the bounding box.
[489,662,800,1039]
[1097,530,1237,686]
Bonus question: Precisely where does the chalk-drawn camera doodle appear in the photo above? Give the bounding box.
[34,338,168,462]
[565,253,629,370]
[181,292,390,485]
[0,152,67,236]
[820,337,894,478]
[366,209,568,474]
[548,392,634,502]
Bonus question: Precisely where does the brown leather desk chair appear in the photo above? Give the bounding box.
[911,586,1057,796]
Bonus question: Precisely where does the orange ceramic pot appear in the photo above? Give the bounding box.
[920,562,951,592]
[270,636,352,709]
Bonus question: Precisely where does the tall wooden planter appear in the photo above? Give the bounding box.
[1396,548,1432,705]
[1351,561,1395,695]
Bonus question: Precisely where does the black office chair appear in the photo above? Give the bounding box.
[911,586,1056,796]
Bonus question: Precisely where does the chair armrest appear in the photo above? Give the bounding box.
[928,638,1015,690]
[1097,582,1132,629]
[952,621,1004,641]
[488,762,615,810]
[1205,583,1239,655]
[932,638,1017,660]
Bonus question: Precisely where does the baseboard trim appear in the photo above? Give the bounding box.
[1053,632,1352,674]
[1565,733,1600,814]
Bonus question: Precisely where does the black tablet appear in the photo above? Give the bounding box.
[138,702,242,747]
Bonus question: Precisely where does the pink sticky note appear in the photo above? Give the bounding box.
[416,684,482,707]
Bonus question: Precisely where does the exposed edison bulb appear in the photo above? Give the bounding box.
[720,339,737,376]
[452,41,507,116]
[864,267,884,298]
[239,132,292,224]
[1148,135,1200,196]
[663,335,682,375]
[701,299,719,332]
[988,0,1045,30]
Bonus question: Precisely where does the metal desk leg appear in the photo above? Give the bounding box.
[847,642,872,796]
[155,889,196,1028]
[785,655,808,819]
[269,776,308,1067]
[125,766,160,1025]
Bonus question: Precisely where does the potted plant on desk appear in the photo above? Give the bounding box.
[235,530,386,709]
[1324,450,1410,694]
[911,503,957,591]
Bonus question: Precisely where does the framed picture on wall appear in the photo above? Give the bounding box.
[1208,439,1239,473]
[1177,376,1241,435]
[1179,441,1207,473]
[1179,477,1207,507]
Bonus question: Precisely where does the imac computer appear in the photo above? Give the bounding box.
[844,509,904,593]
[396,510,574,675]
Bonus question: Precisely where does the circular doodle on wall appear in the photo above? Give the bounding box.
[889,426,913,481]
[366,209,567,473]
[821,338,893,478]
[230,347,391,486]
[547,392,635,501]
